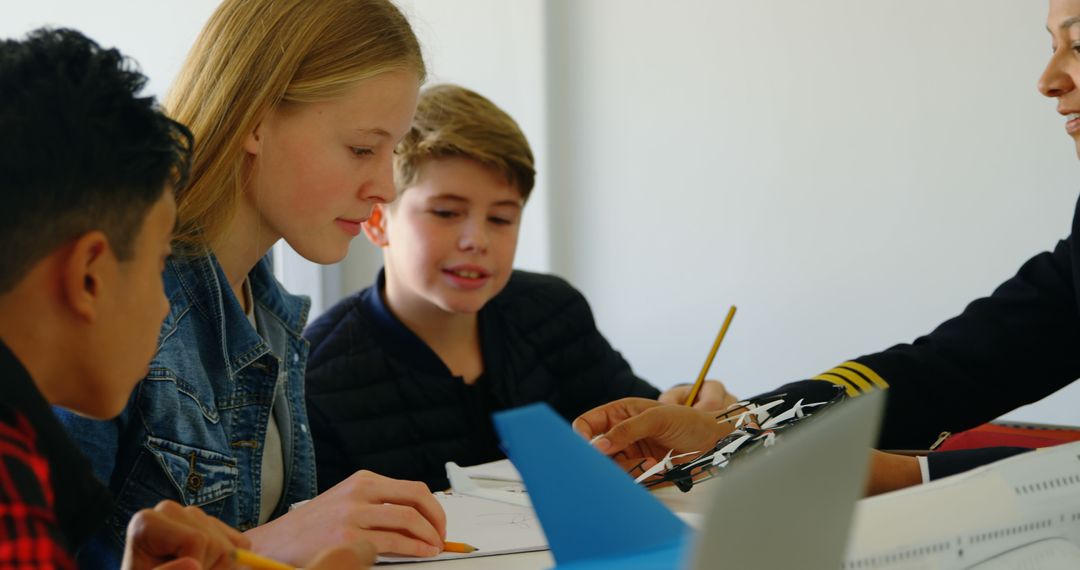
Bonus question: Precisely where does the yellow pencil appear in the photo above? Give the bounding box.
[233,549,295,570]
[443,541,478,553]
[683,305,736,407]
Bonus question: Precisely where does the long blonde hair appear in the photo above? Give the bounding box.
[166,0,425,251]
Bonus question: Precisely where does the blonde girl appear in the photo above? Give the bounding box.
[56,0,446,566]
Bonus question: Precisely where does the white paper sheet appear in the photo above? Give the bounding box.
[377,492,548,564]
[460,459,522,483]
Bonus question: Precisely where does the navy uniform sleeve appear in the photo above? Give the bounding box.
[807,236,1080,449]
[926,447,1032,480]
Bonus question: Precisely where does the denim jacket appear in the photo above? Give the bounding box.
[54,252,317,568]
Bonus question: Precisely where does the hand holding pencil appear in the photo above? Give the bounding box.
[659,379,737,411]
[243,470,446,564]
[235,544,377,570]
[121,499,380,570]
[122,500,249,570]
[233,541,473,570]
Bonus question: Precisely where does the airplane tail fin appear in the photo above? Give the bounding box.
[445,461,478,493]
[493,403,691,567]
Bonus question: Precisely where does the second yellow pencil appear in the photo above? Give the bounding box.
[683,305,736,407]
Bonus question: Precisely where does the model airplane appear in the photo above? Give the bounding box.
[842,440,1080,569]
[445,461,531,508]
[760,398,824,429]
[635,385,885,495]
[719,399,785,428]
[633,449,699,484]
[637,386,849,491]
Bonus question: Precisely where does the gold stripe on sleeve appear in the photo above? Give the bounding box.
[826,367,873,393]
[841,361,889,389]
[811,373,859,397]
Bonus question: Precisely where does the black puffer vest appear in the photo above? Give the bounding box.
[304,270,659,491]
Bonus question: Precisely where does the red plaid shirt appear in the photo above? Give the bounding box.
[0,412,74,570]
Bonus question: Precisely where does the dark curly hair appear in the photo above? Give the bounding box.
[0,28,192,292]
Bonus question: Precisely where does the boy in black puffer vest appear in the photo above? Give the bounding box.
[304,84,734,491]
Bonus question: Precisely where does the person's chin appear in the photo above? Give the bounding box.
[78,391,131,420]
[296,238,351,265]
[437,293,488,315]
[101,398,131,420]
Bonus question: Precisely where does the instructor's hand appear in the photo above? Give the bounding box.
[659,380,738,410]
[573,398,733,471]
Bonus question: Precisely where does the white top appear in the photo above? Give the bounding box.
[244,279,285,524]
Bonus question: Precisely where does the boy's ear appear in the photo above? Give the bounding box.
[362,204,390,247]
[61,231,114,322]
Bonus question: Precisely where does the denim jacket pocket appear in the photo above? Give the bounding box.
[145,436,239,506]
[109,437,239,544]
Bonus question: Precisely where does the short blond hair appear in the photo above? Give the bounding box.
[395,84,535,200]
[166,0,425,251]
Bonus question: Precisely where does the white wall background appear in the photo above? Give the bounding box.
[5,1,1079,425]
[540,0,1080,425]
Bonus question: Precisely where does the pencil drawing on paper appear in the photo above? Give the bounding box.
[475,512,535,530]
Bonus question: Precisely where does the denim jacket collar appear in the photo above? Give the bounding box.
[166,251,310,379]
